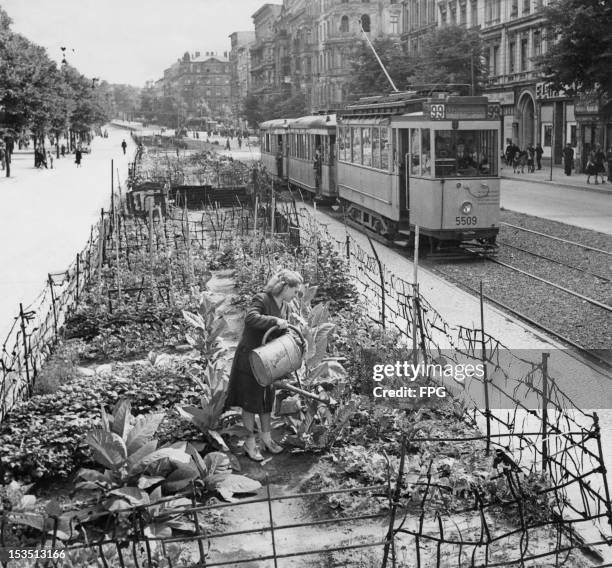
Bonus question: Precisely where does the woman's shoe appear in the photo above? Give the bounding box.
[244,436,264,461]
[260,432,283,454]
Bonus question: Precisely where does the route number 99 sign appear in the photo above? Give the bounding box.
[429,104,446,119]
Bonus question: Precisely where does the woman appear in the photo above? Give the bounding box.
[227,269,303,461]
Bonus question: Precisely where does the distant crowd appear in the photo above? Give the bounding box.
[504,140,612,184]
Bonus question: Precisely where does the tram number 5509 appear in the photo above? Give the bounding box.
[455,216,478,226]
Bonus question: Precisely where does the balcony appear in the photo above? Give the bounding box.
[485,69,539,86]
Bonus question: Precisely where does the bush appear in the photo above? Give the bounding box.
[0,361,202,482]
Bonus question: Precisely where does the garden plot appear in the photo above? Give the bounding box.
[0,195,600,566]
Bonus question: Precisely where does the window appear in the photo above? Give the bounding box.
[352,127,361,163]
[492,45,499,75]
[340,15,349,32]
[390,14,399,34]
[520,38,528,71]
[460,2,467,25]
[362,128,372,166]
[381,128,389,169]
[470,0,478,26]
[360,14,371,32]
[372,128,380,168]
[523,0,530,14]
[421,129,431,176]
[570,124,577,147]
[533,30,541,55]
[543,124,552,147]
[434,130,498,177]
[509,41,516,73]
[410,129,421,174]
[511,0,518,17]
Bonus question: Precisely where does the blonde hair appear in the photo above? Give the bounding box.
[264,269,303,296]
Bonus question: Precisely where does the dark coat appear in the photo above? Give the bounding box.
[226,292,287,414]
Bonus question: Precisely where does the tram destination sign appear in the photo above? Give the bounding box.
[425,103,491,120]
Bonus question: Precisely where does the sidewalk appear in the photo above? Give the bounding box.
[501,164,612,195]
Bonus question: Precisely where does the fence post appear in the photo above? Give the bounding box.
[75,253,80,307]
[48,274,58,337]
[479,281,491,456]
[345,234,350,259]
[541,352,549,471]
[367,236,385,329]
[593,412,612,533]
[265,474,279,568]
[382,436,406,567]
[18,303,31,396]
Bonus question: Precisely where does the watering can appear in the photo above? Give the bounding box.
[250,324,329,404]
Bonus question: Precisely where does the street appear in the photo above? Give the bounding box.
[0,128,134,338]
[501,173,612,235]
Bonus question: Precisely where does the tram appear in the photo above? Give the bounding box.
[260,91,501,245]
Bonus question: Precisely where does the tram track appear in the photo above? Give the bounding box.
[464,247,612,313]
[500,222,612,257]
[496,240,611,283]
[315,204,612,368]
[428,261,612,369]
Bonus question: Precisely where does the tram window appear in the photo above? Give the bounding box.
[434,130,498,177]
[421,129,431,176]
[410,128,420,175]
[381,128,389,170]
[352,127,362,164]
[362,128,372,167]
[372,128,380,168]
[339,127,347,161]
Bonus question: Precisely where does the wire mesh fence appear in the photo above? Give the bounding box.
[0,188,611,566]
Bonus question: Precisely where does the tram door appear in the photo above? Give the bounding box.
[397,128,410,212]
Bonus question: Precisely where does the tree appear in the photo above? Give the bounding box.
[242,94,264,128]
[347,38,414,99]
[412,26,485,95]
[536,0,612,98]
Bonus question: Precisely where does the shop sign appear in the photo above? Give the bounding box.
[493,92,515,106]
[535,82,566,100]
[575,94,602,115]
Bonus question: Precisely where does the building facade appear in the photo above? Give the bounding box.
[162,52,232,122]
[250,4,284,101]
[229,31,256,118]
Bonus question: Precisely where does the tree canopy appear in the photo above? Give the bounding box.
[346,38,413,99]
[411,26,485,95]
[346,28,484,100]
[536,0,612,98]
[0,6,135,139]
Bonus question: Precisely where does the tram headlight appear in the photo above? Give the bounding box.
[460,201,473,214]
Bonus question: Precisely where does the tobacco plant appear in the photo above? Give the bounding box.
[182,291,228,367]
[176,363,237,451]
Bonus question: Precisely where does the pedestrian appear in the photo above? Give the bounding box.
[607,147,612,182]
[594,144,606,184]
[585,151,598,184]
[47,151,54,169]
[535,143,543,170]
[121,139,127,155]
[75,147,83,167]
[527,144,535,173]
[238,136,242,149]
[0,142,5,171]
[225,138,231,151]
[562,143,574,176]
[226,269,304,461]
[60,144,66,157]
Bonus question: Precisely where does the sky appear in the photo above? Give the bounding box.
[1,0,270,86]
